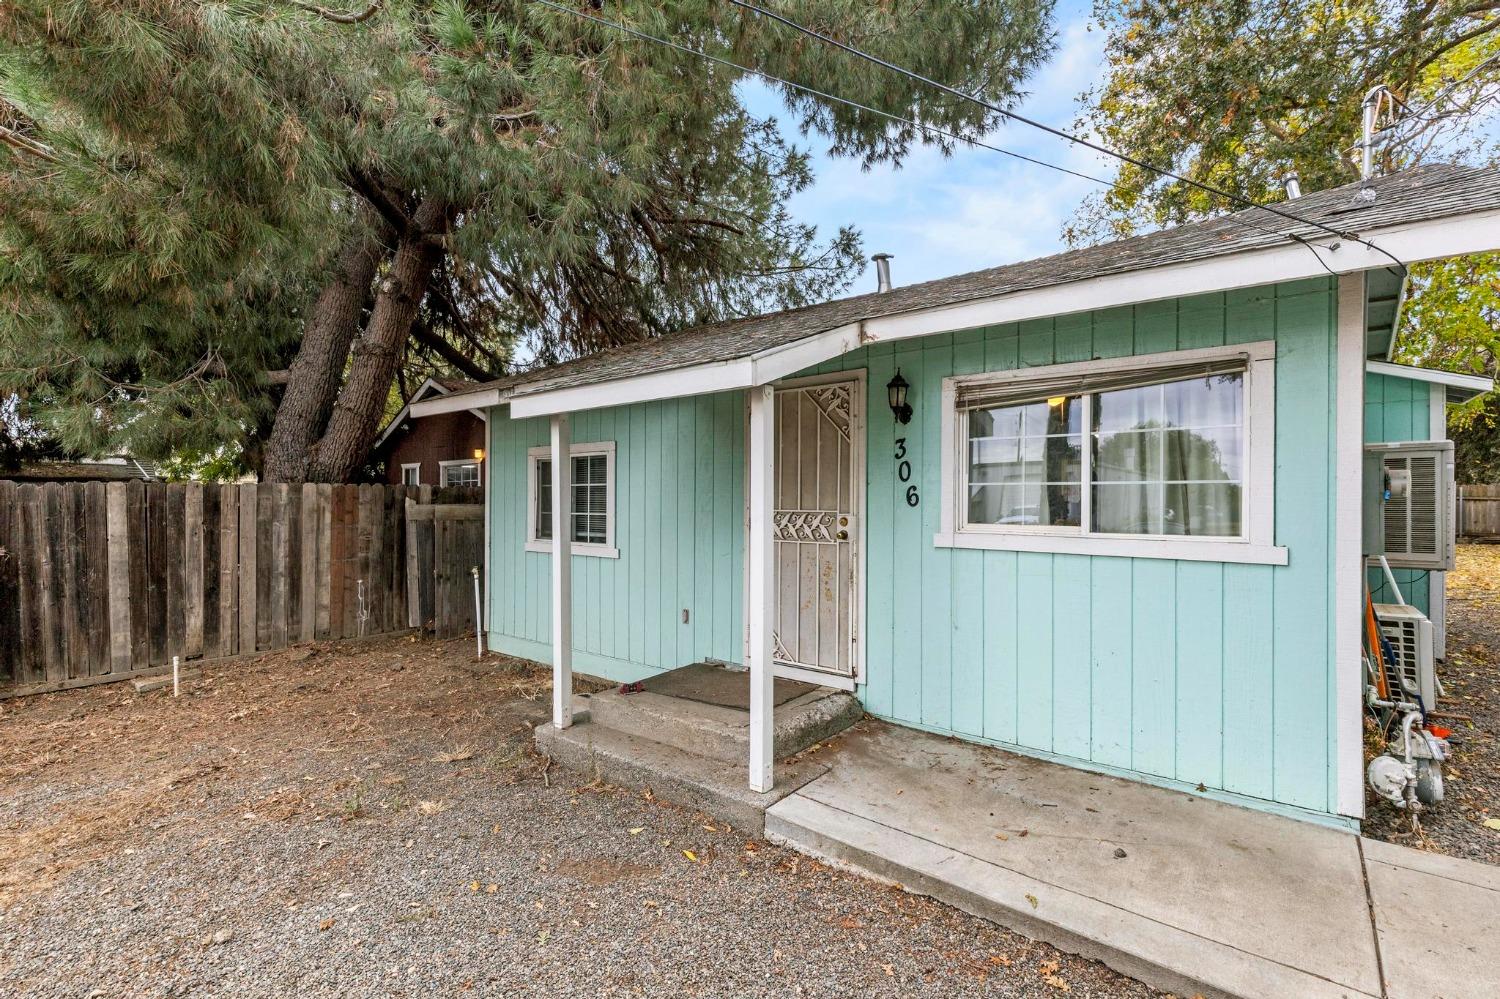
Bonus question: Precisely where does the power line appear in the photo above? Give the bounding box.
[727,0,1406,273]
[529,0,1340,274]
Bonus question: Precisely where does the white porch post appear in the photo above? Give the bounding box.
[747,384,776,793]
[1334,273,1366,818]
[551,413,574,730]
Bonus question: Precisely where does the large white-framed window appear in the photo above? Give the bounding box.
[525,441,618,559]
[439,459,481,488]
[936,340,1286,565]
[400,462,422,486]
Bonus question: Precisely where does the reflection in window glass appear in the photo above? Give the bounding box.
[1091,373,1242,536]
[441,462,480,488]
[960,372,1245,539]
[967,395,1082,528]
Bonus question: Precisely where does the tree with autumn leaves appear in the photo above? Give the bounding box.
[1073,0,1499,473]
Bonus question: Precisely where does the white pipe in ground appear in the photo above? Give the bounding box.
[172,655,180,698]
[471,565,483,659]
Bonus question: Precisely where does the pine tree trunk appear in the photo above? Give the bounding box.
[262,224,388,483]
[305,199,450,483]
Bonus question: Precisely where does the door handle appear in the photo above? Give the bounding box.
[836,529,849,541]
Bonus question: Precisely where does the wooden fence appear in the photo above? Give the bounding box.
[405,500,485,640]
[0,481,482,695]
[1459,484,1500,541]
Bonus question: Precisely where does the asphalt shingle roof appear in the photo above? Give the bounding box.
[464,164,1500,404]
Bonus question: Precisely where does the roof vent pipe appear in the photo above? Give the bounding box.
[1283,171,1302,199]
[872,253,894,293]
[1359,85,1393,181]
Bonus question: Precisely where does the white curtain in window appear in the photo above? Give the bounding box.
[1091,374,1242,537]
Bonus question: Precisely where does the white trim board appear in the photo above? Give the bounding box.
[1364,359,1492,396]
[410,387,506,418]
[1429,380,1449,660]
[932,532,1288,565]
[498,207,1500,418]
[1334,274,1368,820]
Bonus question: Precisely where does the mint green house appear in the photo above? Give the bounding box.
[414,166,1497,826]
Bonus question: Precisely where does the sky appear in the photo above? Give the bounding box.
[739,0,1115,294]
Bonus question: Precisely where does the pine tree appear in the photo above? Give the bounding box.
[1,0,1054,481]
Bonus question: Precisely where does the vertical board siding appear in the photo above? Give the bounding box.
[831,282,1342,813]
[481,279,1346,817]
[487,391,747,678]
[1364,372,1436,615]
[839,281,1342,815]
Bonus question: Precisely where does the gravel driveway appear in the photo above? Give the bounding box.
[1363,545,1500,863]
[0,636,1157,998]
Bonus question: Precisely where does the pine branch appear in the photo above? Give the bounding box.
[343,165,412,235]
[292,1,382,25]
[410,320,501,382]
[0,124,60,164]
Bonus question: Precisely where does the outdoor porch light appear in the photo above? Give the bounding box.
[472,448,485,461]
[886,369,913,424]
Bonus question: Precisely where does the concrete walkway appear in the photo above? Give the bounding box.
[765,722,1500,999]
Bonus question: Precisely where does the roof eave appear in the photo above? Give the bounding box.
[1365,359,1493,402]
[409,386,509,418]
[505,204,1500,419]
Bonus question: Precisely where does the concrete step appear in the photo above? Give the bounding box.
[534,718,829,836]
[582,685,863,766]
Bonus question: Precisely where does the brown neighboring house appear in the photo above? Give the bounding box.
[371,377,486,487]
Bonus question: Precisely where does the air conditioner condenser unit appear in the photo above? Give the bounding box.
[1364,441,1455,571]
[1372,602,1437,711]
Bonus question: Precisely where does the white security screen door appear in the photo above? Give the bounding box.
[773,374,863,682]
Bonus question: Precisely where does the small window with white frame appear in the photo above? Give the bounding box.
[439,459,480,488]
[526,442,618,558]
[938,341,1284,564]
[400,463,422,486]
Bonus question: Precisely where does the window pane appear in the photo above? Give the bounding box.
[1094,383,1162,432]
[1164,373,1242,428]
[1039,483,1082,527]
[573,513,607,545]
[1093,429,1162,482]
[967,396,1082,529]
[968,481,1040,525]
[1165,482,1242,536]
[977,434,1079,469]
[970,438,1029,484]
[538,452,610,545]
[1088,372,1244,537]
[536,459,552,540]
[574,453,607,484]
[1162,427,1241,482]
[1092,483,1163,535]
[969,405,1023,439]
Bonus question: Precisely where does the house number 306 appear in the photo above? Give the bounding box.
[894,438,919,507]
